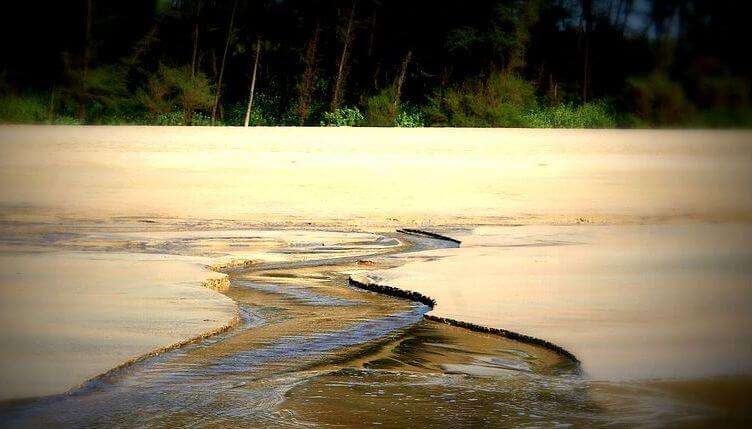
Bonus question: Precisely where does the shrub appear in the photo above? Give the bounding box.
[425,72,536,127]
[395,108,424,127]
[50,116,82,125]
[365,88,397,126]
[155,111,185,126]
[626,73,694,126]
[155,110,213,126]
[321,107,364,126]
[137,64,214,125]
[0,94,48,123]
[225,95,278,126]
[55,63,129,122]
[695,76,750,111]
[522,101,616,128]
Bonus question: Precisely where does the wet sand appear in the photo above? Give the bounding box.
[361,224,752,380]
[0,251,236,400]
[0,225,398,401]
[1,126,751,426]
[7,232,737,428]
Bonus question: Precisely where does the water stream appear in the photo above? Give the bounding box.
[0,231,744,428]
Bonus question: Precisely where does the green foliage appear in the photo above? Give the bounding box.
[363,89,424,127]
[696,76,750,110]
[425,72,536,127]
[365,88,398,126]
[57,62,129,121]
[50,116,82,125]
[626,73,694,126]
[0,94,48,123]
[0,93,83,125]
[136,64,214,125]
[395,108,424,127]
[522,101,616,128]
[685,108,752,128]
[321,107,365,127]
[224,93,280,126]
[155,111,213,126]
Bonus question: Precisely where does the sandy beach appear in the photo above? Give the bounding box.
[1,126,750,226]
[1,126,751,426]
[359,224,752,380]
[0,225,397,401]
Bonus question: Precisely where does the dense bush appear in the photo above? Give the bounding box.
[136,64,214,125]
[395,108,424,127]
[365,88,398,126]
[522,102,616,128]
[0,94,83,124]
[424,72,536,127]
[321,107,365,126]
[154,111,211,126]
[225,102,267,126]
[626,73,694,126]
[0,94,48,123]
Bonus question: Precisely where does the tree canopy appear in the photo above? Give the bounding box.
[1,0,750,127]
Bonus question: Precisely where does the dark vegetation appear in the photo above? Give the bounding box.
[1,0,750,127]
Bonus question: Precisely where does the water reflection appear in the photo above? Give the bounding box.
[0,232,747,428]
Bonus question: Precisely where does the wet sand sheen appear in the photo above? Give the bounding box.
[0,251,237,400]
[362,224,752,380]
[1,126,750,426]
[0,227,400,401]
[1,228,749,427]
[0,235,579,428]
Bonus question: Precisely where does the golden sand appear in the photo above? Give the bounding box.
[1,126,750,227]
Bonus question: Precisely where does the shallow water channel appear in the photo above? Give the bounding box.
[0,229,747,428]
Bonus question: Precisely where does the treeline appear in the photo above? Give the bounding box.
[1,0,750,127]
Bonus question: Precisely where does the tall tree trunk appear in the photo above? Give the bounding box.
[582,40,590,102]
[581,0,593,102]
[392,49,412,113]
[298,18,320,125]
[331,1,357,112]
[211,0,238,124]
[78,0,92,122]
[367,11,377,57]
[48,82,56,123]
[506,0,540,73]
[191,22,199,78]
[244,37,262,127]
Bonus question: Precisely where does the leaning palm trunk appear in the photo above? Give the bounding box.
[392,49,412,113]
[244,37,262,127]
[331,1,357,112]
[78,0,92,122]
[297,19,321,125]
[191,22,199,78]
[211,0,238,124]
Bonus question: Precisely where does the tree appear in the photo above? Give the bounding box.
[297,17,321,125]
[393,49,412,112]
[244,37,262,127]
[137,64,214,125]
[77,0,93,121]
[331,1,358,112]
[211,0,239,123]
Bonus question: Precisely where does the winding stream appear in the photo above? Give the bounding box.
[0,229,744,428]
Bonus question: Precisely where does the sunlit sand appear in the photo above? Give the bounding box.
[360,224,752,380]
[0,224,395,401]
[1,126,751,425]
[1,126,750,226]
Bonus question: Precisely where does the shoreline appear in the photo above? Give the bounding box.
[0,228,411,404]
[2,126,750,228]
[347,273,579,363]
[0,268,241,406]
